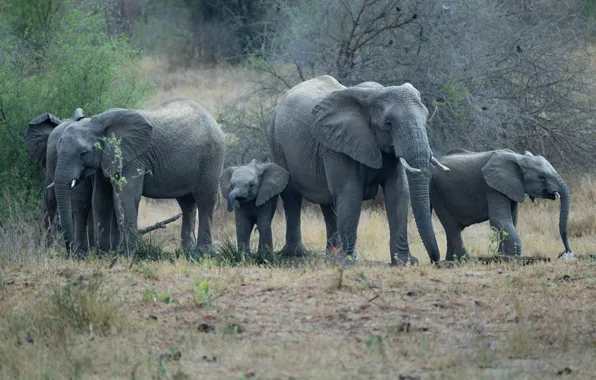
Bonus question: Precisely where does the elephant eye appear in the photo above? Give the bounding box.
[538,174,546,180]
[80,151,89,159]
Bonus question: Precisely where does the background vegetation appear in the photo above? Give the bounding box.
[2,0,596,221]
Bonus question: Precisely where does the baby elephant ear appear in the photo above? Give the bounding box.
[220,167,236,198]
[256,163,289,207]
[482,151,526,203]
[24,112,63,167]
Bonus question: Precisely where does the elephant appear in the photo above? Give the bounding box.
[268,75,450,265]
[220,159,289,253]
[50,98,226,255]
[429,148,572,261]
[25,108,96,253]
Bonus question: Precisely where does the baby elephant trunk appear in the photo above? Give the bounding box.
[227,188,241,212]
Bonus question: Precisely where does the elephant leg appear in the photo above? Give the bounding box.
[435,211,467,261]
[382,165,416,266]
[87,211,95,250]
[235,210,254,253]
[325,161,363,261]
[116,189,142,254]
[256,200,277,253]
[320,203,338,254]
[93,176,118,253]
[511,202,518,228]
[279,182,307,257]
[176,195,197,253]
[487,192,520,256]
[110,168,143,254]
[73,204,89,256]
[193,189,216,255]
[42,186,57,247]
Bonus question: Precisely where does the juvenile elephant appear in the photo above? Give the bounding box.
[220,159,289,253]
[268,75,449,265]
[430,149,572,260]
[50,98,226,255]
[25,108,95,253]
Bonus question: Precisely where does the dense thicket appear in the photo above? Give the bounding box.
[1,0,595,220]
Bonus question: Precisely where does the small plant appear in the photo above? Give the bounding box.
[488,227,510,256]
[192,280,225,309]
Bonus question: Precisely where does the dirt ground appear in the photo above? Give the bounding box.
[1,255,595,379]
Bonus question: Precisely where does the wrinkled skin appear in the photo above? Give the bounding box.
[220,159,289,253]
[268,75,446,265]
[25,108,96,255]
[52,98,226,255]
[430,149,572,260]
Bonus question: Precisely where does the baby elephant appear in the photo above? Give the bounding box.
[220,159,289,253]
[430,149,572,261]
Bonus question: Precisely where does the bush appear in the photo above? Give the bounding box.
[0,1,154,221]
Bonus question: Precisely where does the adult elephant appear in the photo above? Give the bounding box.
[52,98,226,255]
[268,75,449,265]
[430,149,572,260]
[25,108,95,253]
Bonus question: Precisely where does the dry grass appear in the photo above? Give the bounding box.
[1,61,595,379]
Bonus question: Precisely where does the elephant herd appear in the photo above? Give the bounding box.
[24,75,573,264]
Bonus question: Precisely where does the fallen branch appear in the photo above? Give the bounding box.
[138,213,182,235]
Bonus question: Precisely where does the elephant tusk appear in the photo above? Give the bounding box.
[554,191,561,199]
[47,182,55,189]
[399,157,422,173]
[71,179,77,188]
[431,156,450,172]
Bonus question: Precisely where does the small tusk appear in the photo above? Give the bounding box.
[399,157,422,173]
[431,156,450,171]
[555,192,560,199]
[47,182,54,189]
[71,180,77,188]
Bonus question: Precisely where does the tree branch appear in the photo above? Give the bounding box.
[138,213,182,235]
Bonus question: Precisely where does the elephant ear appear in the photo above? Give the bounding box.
[310,87,382,169]
[523,151,534,156]
[72,108,85,121]
[220,167,237,198]
[256,163,289,207]
[482,151,526,203]
[24,112,62,167]
[91,109,153,177]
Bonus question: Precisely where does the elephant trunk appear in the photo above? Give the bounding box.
[396,129,441,264]
[556,177,572,253]
[54,181,75,253]
[227,188,241,212]
[407,165,441,264]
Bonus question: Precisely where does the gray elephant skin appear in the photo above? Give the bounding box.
[220,159,289,253]
[50,98,226,255]
[429,148,572,260]
[25,108,96,253]
[268,75,449,265]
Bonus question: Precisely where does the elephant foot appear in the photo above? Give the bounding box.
[390,253,419,267]
[195,243,215,257]
[281,243,309,258]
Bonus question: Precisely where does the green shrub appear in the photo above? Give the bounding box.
[0,1,154,220]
